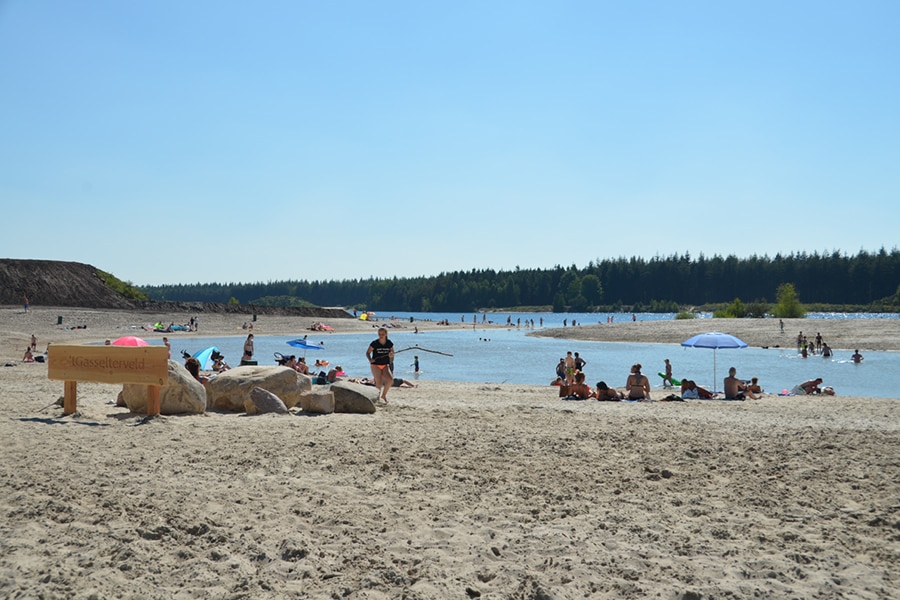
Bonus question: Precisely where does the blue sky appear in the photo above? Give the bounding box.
[1,1,898,286]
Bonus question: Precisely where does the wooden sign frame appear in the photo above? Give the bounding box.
[48,345,169,415]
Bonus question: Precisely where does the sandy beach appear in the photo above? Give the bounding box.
[1,307,898,599]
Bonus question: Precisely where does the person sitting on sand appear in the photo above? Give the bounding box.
[724,367,758,400]
[351,377,415,389]
[747,377,763,394]
[568,371,593,399]
[625,364,651,401]
[792,378,823,395]
[594,381,623,401]
[184,357,209,384]
[681,379,714,399]
[392,377,416,388]
[326,365,345,383]
[551,376,563,386]
[212,356,231,372]
[22,347,34,363]
[289,356,309,375]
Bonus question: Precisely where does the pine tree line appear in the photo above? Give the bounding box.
[139,249,900,312]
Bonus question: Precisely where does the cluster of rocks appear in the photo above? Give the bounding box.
[118,362,378,416]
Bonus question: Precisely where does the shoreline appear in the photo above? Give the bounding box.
[5,307,900,360]
[529,316,900,352]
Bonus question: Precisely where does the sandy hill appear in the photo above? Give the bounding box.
[0,258,350,319]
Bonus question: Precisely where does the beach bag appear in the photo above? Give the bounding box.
[316,371,327,385]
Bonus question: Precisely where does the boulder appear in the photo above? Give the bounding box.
[122,359,206,415]
[331,381,378,414]
[299,389,335,414]
[245,386,289,415]
[206,366,310,412]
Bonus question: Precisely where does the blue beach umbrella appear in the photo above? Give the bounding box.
[192,346,218,370]
[286,338,324,359]
[286,339,324,350]
[681,332,748,391]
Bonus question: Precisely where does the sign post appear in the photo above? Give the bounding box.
[48,345,169,415]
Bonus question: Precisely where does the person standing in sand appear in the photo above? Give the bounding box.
[23,294,29,313]
[366,327,395,404]
[243,333,254,362]
[564,351,576,386]
[573,352,586,373]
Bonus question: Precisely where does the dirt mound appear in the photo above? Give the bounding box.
[0,258,351,319]
[0,259,135,309]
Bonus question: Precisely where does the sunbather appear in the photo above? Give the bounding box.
[568,371,593,399]
[724,367,759,400]
[681,379,714,399]
[792,378,823,395]
[625,364,651,400]
[594,381,623,401]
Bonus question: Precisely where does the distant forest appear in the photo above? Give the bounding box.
[139,249,900,313]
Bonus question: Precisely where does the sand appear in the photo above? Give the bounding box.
[1,307,898,599]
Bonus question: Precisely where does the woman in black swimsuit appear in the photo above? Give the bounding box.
[625,363,651,401]
[366,327,395,404]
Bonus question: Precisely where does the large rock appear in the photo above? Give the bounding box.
[122,359,206,415]
[299,389,335,414]
[245,386,289,415]
[331,381,378,414]
[206,366,310,412]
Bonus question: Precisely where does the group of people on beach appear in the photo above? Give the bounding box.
[175,327,407,407]
[554,349,843,401]
[553,352,658,401]
[552,350,835,402]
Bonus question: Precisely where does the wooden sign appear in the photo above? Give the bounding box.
[49,345,169,385]
[48,345,169,415]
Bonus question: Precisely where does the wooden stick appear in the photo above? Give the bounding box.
[147,385,161,416]
[394,345,453,357]
[63,380,77,415]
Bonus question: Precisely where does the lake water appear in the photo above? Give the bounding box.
[177,312,899,399]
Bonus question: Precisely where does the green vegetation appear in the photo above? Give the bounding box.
[675,310,697,320]
[96,270,149,301]
[773,283,806,318]
[713,297,747,318]
[138,248,900,313]
[746,299,770,318]
[251,295,318,308]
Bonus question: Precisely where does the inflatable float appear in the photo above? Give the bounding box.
[658,372,681,386]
